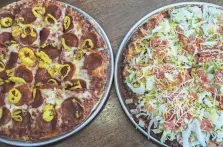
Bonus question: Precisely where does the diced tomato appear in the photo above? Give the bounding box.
[197,69,209,83]
[200,119,213,132]
[147,105,155,112]
[150,37,168,48]
[215,70,223,85]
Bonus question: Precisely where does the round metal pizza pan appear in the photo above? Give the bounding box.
[115,2,222,147]
[0,2,114,147]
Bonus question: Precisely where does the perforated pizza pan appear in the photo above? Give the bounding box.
[0,2,114,147]
[115,2,222,147]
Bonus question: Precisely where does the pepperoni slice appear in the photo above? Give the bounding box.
[6,52,18,69]
[2,82,14,93]
[46,5,62,20]
[68,79,87,90]
[0,92,5,107]
[16,84,32,106]
[84,53,103,71]
[40,28,50,46]
[0,32,13,44]
[35,114,56,133]
[31,89,43,108]
[62,33,78,47]
[15,66,33,83]
[61,98,85,124]
[35,68,51,83]
[40,46,61,60]
[200,119,213,132]
[91,77,103,89]
[0,44,8,55]
[64,16,74,33]
[0,107,11,126]
[0,71,7,80]
[0,12,14,19]
[19,29,38,45]
[12,111,31,135]
[81,32,99,48]
[61,62,75,81]
[19,8,36,24]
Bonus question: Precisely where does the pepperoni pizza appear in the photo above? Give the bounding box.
[0,0,109,141]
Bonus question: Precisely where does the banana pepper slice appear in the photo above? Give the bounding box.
[35,51,51,68]
[8,88,21,104]
[47,64,60,77]
[63,16,71,30]
[0,108,3,120]
[45,13,57,25]
[18,47,36,67]
[12,25,23,37]
[61,38,72,50]
[42,104,55,122]
[32,6,45,18]
[81,39,94,49]
[60,64,71,79]
[0,61,5,72]
[11,109,22,122]
[8,77,26,84]
[21,25,37,38]
[0,17,13,27]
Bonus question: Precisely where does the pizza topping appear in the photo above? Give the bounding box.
[45,13,57,25]
[40,46,61,60]
[62,33,79,48]
[40,28,50,47]
[64,79,86,90]
[16,85,32,106]
[84,53,103,71]
[47,64,60,77]
[0,107,11,126]
[81,32,98,48]
[0,61,5,72]
[61,97,84,120]
[81,39,94,49]
[0,108,3,119]
[32,88,43,108]
[61,38,71,50]
[8,77,26,84]
[63,16,71,30]
[19,8,36,24]
[0,17,13,28]
[21,25,37,39]
[15,66,33,83]
[42,104,55,122]
[6,52,18,69]
[35,51,51,68]
[47,78,59,86]
[35,68,51,83]
[8,88,21,104]
[32,6,46,18]
[12,25,23,38]
[0,32,13,44]
[75,49,85,60]
[11,109,22,122]
[19,26,38,45]
[46,5,62,20]
[18,48,36,67]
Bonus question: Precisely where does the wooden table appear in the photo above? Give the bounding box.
[0,0,222,147]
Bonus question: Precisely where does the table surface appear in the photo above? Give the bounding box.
[0,0,223,147]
